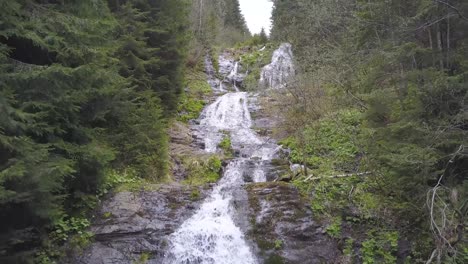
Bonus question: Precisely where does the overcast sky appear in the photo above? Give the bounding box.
[239,0,273,35]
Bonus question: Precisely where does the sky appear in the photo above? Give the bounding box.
[239,0,273,35]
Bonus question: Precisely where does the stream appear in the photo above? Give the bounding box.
[70,44,343,264]
[162,50,287,263]
[163,93,279,263]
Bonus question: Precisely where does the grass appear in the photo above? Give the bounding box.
[178,70,213,123]
[182,155,222,186]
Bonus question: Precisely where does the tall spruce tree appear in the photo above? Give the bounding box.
[0,0,189,261]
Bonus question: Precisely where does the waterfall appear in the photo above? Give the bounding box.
[163,46,295,263]
[228,62,241,92]
[163,91,280,264]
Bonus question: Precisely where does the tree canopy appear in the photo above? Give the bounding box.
[0,0,189,261]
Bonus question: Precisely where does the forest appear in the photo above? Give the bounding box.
[269,0,467,263]
[0,0,467,263]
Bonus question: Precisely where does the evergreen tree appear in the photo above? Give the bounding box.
[259,27,268,44]
[270,0,468,261]
[0,0,189,260]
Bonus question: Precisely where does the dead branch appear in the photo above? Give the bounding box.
[425,145,464,264]
[433,0,468,21]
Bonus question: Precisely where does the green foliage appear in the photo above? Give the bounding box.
[361,230,399,264]
[50,217,91,243]
[271,0,468,259]
[274,239,283,250]
[282,109,362,175]
[183,156,222,186]
[133,252,151,264]
[178,70,212,122]
[237,44,275,91]
[325,217,342,238]
[190,189,201,201]
[99,168,145,194]
[190,0,250,49]
[0,0,189,261]
[344,238,355,257]
[218,134,233,155]
[265,254,285,264]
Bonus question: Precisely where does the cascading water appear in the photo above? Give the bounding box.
[163,45,293,263]
[163,91,280,263]
[259,43,295,89]
[227,62,241,92]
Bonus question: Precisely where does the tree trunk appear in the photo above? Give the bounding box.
[436,22,444,69]
[428,28,435,68]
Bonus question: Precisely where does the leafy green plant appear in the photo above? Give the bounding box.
[190,189,201,201]
[183,155,222,186]
[274,239,283,250]
[50,216,91,243]
[133,252,151,264]
[361,230,398,264]
[178,71,212,122]
[343,238,355,257]
[325,217,342,238]
[218,134,233,155]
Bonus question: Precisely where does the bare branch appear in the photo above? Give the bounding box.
[433,0,468,21]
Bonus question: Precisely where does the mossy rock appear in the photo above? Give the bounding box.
[265,254,285,264]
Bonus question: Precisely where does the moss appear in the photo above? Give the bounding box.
[102,212,113,219]
[218,134,233,156]
[133,252,151,264]
[178,69,213,122]
[325,217,342,238]
[270,159,289,166]
[190,189,201,201]
[257,239,276,251]
[182,155,222,186]
[265,254,285,264]
[274,239,283,250]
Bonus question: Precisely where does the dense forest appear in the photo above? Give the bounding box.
[0,0,188,261]
[270,0,467,262]
[1,0,466,263]
[0,0,250,262]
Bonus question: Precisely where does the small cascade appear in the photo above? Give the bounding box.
[227,62,242,91]
[163,91,280,263]
[204,54,245,92]
[259,43,295,89]
[217,53,245,92]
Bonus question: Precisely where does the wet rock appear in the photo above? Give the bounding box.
[245,182,340,264]
[69,184,207,264]
[278,175,293,182]
[218,53,245,91]
[243,171,254,182]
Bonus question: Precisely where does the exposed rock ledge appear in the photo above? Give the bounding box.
[69,184,208,264]
[246,182,340,264]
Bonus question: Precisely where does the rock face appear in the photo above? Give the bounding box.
[70,184,207,264]
[204,54,225,93]
[259,43,295,89]
[205,52,245,92]
[246,182,340,264]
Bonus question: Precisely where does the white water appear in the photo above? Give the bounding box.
[228,62,241,92]
[259,43,295,89]
[163,92,279,264]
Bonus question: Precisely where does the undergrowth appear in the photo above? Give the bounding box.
[182,155,222,186]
